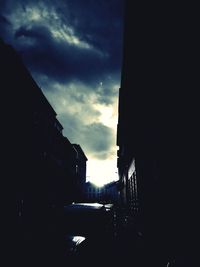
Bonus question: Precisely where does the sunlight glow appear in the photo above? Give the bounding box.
[95,103,118,129]
[86,158,118,187]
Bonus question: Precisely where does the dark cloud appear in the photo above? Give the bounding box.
[0,14,10,25]
[0,0,123,85]
[64,0,124,61]
[83,123,115,156]
[96,82,119,105]
[36,75,118,108]
[0,0,122,169]
[58,113,115,160]
[0,14,12,42]
[14,25,107,85]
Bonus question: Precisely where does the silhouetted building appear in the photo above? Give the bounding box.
[84,181,119,204]
[117,1,199,266]
[0,38,88,265]
[103,181,120,204]
[84,182,102,202]
[72,144,88,201]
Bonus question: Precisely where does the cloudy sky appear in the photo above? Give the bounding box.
[0,0,124,186]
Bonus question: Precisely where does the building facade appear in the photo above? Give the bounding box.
[117,1,200,266]
[72,144,88,202]
[1,38,88,264]
[84,182,103,202]
[84,181,119,204]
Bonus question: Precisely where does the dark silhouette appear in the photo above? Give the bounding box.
[117,1,199,266]
[0,38,87,266]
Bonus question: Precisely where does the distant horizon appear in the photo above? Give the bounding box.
[86,177,119,187]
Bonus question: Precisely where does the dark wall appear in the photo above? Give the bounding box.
[117,1,199,265]
[0,39,86,266]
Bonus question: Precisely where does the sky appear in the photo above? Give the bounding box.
[0,0,124,186]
